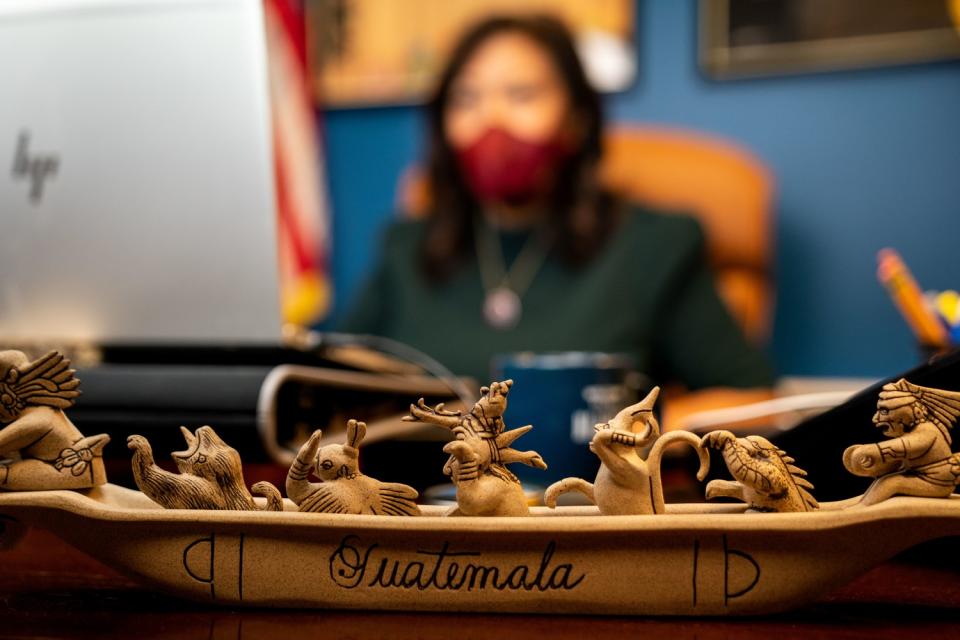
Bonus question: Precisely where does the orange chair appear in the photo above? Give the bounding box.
[598,128,777,427]
[398,125,776,344]
[598,126,775,344]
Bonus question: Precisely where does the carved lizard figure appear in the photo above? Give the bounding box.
[702,430,818,512]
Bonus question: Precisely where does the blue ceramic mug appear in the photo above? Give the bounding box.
[490,352,647,487]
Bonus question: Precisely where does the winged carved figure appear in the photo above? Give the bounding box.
[0,350,109,491]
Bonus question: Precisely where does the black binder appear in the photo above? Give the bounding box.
[69,345,463,478]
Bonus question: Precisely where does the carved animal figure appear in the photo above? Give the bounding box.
[0,350,109,491]
[544,387,710,515]
[128,426,282,511]
[403,380,546,516]
[702,430,817,512]
[844,378,960,506]
[286,419,420,516]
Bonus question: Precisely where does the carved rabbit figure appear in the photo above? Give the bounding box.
[128,426,282,511]
[286,419,420,516]
[544,387,709,515]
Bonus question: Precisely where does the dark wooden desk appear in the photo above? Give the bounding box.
[3,528,960,639]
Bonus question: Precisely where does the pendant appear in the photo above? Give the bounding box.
[483,287,522,330]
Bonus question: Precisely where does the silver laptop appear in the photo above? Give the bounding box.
[0,0,282,345]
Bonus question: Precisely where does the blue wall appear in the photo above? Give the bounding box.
[322,0,960,378]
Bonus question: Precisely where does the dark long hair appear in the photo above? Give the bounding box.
[420,14,620,282]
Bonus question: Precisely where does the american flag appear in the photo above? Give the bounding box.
[264,0,332,327]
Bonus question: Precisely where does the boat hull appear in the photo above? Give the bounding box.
[1,485,958,615]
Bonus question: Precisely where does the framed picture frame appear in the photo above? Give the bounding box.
[699,0,960,80]
[306,0,635,108]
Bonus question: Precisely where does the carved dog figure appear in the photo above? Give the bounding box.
[544,387,710,515]
[403,380,546,516]
[0,350,109,491]
[128,426,282,511]
[286,419,420,515]
[702,430,817,512]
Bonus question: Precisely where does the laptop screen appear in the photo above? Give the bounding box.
[0,0,282,345]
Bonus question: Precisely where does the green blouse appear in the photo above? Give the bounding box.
[339,208,774,389]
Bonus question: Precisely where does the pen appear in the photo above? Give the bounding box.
[877,248,950,348]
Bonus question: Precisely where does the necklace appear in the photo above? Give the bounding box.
[473,216,552,330]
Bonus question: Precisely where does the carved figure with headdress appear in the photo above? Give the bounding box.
[0,350,109,490]
[844,378,960,506]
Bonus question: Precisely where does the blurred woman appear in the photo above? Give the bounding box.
[341,15,773,402]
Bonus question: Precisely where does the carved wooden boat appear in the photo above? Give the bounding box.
[1,484,959,615]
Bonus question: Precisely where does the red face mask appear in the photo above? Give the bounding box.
[455,127,571,205]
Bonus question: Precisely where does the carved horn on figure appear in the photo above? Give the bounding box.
[632,386,661,439]
[402,397,462,429]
